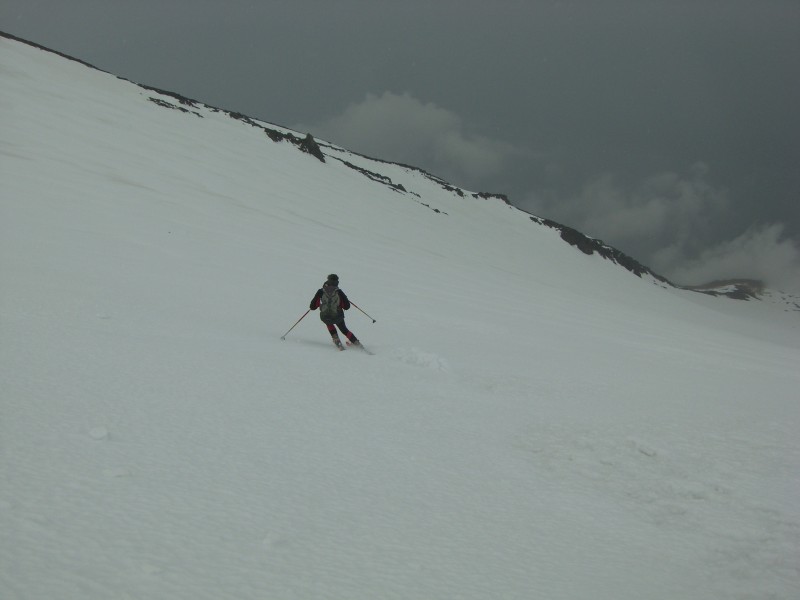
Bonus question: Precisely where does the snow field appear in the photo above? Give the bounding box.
[2,36,799,599]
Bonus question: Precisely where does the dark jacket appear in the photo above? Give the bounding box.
[310,288,351,323]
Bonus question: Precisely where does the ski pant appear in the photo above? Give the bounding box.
[324,319,358,343]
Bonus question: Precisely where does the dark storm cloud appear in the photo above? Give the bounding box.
[2,0,799,291]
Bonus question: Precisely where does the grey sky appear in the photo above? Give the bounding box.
[3,0,799,291]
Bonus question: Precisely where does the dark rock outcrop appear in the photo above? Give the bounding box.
[298,134,325,162]
[530,216,673,285]
[684,280,764,300]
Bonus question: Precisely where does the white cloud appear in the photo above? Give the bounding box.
[530,165,729,252]
[525,166,800,292]
[659,224,800,293]
[296,91,525,188]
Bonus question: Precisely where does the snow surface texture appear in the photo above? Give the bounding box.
[2,35,799,600]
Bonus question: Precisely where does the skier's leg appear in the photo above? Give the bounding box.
[326,322,343,347]
[337,321,359,344]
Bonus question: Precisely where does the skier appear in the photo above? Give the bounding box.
[309,274,360,350]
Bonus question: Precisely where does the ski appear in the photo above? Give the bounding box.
[346,341,374,355]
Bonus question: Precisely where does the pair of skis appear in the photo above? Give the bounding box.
[334,339,373,355]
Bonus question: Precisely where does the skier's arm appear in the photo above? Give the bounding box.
[309,290,322,310]
[338,290,351,310]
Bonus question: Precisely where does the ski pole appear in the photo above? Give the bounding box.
[280,309,310,339]
[351,302,376,323]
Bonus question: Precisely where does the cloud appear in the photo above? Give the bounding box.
[659,224,800,293]
[296,91,526,189]
[528,163,728,253]
[525,165,800,293]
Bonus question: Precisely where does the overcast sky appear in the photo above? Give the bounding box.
[3,0,799,291]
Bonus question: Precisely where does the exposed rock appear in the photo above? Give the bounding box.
[684,279,764,300]
[473,191,510,205]
[531,216,673,285]
[298,133,325,162]
[147,97,203,117]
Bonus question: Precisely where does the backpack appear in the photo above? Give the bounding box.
[319,289,341,322]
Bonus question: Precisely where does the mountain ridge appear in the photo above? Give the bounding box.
[6,30,795,309]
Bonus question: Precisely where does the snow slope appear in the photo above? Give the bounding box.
[2,34,799,600]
